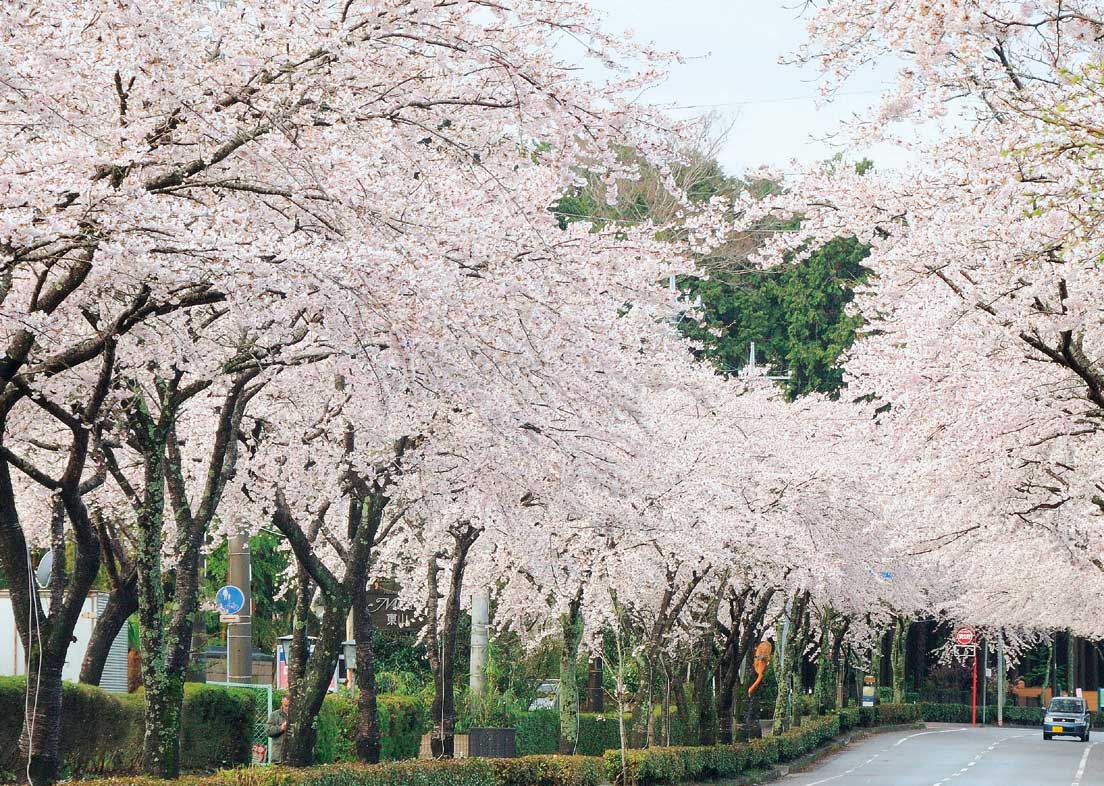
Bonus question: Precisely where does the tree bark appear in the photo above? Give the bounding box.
[891,616,909,703]
[428,523,480,758]
[79,571,137,686]
[559,596,584,754]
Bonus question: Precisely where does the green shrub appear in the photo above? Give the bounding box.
[313,693,428,764]
[0,676,255,777]
[515,710,559,756]
[576,713,626,756]
[872,703,921,725]
[492,755,603,786]
[838,707,859,732]
[178,684,258,771]
[78,759,498,786]
[857,703,921,727]
[919,703,972,723]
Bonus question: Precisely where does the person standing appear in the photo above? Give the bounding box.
[266,694,290,764]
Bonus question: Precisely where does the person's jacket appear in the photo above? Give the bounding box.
[266,708,288,763]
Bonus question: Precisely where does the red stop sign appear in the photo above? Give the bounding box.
[954,627,975,646]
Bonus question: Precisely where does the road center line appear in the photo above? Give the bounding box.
[1071,743,1096,786]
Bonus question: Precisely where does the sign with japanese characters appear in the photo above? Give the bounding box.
[366,590,418,631]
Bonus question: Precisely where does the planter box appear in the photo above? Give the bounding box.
[469,727,516,758]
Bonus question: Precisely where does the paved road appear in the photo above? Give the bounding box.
[783,724,1103,786]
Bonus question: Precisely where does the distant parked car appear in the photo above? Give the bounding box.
[1043,697,1091,741]
[528,680,560,711]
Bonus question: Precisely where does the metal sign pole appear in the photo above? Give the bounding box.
[972,647,978,726]
[981,640,987,724]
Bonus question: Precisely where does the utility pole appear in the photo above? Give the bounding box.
[997,640,1005,727]
[469,589,489,695]
[227,532,252,684]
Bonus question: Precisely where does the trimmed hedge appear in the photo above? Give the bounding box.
[314,694,427,763]
[857,703,922,727]
[602,714,843,786]
[0,676,143,778]
[0,677,254,778]
[78,760,498,786]
[78,757,599,786]
[515,710,559,756]
[838,707,859,732]
[920,702,1104,727]
[492,755,603,786]
[502,709,691,757]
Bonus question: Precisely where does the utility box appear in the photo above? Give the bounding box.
[468,728,516,758]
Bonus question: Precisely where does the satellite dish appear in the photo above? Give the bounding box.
[35,549,54,589]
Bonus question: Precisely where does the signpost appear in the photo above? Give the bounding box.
[953,628,978,726]
[216,585,246,619]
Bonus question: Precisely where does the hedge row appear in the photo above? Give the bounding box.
[313,694,427,763]
[0,677,426,779]
[77,760,498,786]
[920,702,1104,727]
[491,755,604,786]
[857,703,923,727]
[0,677,254,778]
[601,713,843,786]
[77,756,605,786]
[513,709,689,756]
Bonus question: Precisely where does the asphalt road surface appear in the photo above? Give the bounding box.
[783,724,1103,786]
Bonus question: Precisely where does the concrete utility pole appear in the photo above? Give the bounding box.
[997,641,1005,727]
[469,589,489,695]
[227,532,253,684]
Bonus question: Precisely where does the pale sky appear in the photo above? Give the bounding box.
[583,0,904,177]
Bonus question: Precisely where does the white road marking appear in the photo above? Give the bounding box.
[893,727,969,747]
[1071,743,1096,786]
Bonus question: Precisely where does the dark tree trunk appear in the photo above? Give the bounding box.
[79,571,137,686]
[428,524,480,759]
[285,599,348,766]
[349,494,383,764]
[559,595,584,754]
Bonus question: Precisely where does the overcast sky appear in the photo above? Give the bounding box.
[583,1,903,177]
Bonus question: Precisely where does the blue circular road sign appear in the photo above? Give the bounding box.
[216,585,245,615]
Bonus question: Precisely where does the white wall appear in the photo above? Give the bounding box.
[0,591,107,684]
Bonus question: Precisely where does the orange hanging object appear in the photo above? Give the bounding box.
[748,641,773,697]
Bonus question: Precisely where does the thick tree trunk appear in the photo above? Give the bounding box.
[428,524,479,759]
[694,665,717,745]
[286,601,348,766]
[813,632,833,714]
[559,601,584,754]
[350,547,380,763]
[20,658,65,785]
[772,594,808,735]
[891,616,909,703]
[79,572,137,686]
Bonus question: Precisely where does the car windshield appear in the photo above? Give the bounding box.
[1049,698,1084,713]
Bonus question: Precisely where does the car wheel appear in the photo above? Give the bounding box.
[1044,733,1052,740]
[1083,731,1090,742]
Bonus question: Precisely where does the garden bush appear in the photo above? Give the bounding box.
[514,710,559,756]
[492,755,603,786]
[920,702,1104,727]
[0,677,255,778]
[77,759,498,786]
[603,706,901,785]
[857,702,921,727]
[313,693,426,764]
